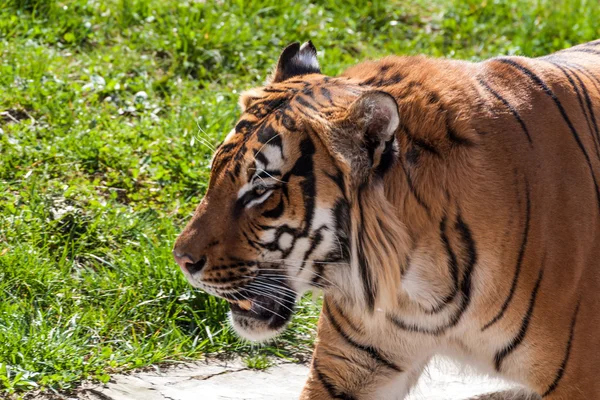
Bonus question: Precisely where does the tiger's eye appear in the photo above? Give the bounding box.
[253,186,267,196]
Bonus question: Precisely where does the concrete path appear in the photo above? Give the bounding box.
[76,357,518,400]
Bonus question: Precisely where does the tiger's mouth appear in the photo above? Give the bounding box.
[224,289,297,341]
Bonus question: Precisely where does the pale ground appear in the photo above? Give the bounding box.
[74,356,520,400]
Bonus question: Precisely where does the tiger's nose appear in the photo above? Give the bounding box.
[173,251,207,275]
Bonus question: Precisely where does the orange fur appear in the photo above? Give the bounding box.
[174,40,600,399]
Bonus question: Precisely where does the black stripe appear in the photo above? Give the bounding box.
[478,77,532,144]
[245,96,288,118]
[278,108,297,132]
[356,185,379,311]
[446,119,475,147]
[325,169,346,196]
[389,212,477,335]
[256,221,277,231]
[402,253,412,277]
[214,141,237,156]
[482,180,530,331]
[374,138,397,176]
[296,226,326,274]
[568,63,600,102]
[562,48,600,57]
[319,349,357,365]
[313,358,357,400]
[331,199,351,264]
[426,216,460,313]
[283,137,316,237]
[262,88,287,93]
[262,198,284,219]
[494,266,544,371]
[398,80,472,147]
[496,58,600,209]
[303,87,337,110]
[567,63,600,104]
[320,87,334,105]
[227,171,236,183]
[285,79,311,87]
[253,150,269,167]
[563,65,600,163]
[293,104,319,120]
[451,213,477,318]
[405,145,420,165]
[242,231,262,251]
[379,64,391,73]
[294,95,320,112]
[264,225,297,256]
[401,123,441,156]
[212,143,242,177]
[541,300,581,397]
[234,190,257,217]
[550,61,600,115]
[254,169,281,181]
[583,39,600,47]
[549,63,596,147]
[324,302,402,372]
[330,300,364,335]
[398,156,431,216]
[256,124,283,150]
[360,71,404,87]
[247,223,262,240]
[302,87,315,98]
[357,210,376,311]
[235,119,256,135]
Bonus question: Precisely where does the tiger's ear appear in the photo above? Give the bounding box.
[270,41,320,83]
[341,91,400,175]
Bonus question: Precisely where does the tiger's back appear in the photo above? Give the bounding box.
[475,46,600,397]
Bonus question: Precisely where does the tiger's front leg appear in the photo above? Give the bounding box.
[300,298,430,400]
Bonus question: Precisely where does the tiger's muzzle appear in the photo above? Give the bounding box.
[173,251,298,340]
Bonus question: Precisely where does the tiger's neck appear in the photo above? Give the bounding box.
[340,56,486,312]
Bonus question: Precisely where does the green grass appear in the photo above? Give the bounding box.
[0,0,599,396]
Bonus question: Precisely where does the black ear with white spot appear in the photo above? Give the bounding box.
[271,41,321,83]
[346,91,400,174]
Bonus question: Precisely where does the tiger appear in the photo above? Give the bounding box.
[172,40,600,399]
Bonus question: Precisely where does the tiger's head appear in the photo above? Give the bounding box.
[173,42,406,341]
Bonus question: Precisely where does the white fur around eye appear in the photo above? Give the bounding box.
[237,182,253,199]
[245,189,273,209]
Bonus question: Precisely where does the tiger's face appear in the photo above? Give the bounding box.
[173,42,400,340]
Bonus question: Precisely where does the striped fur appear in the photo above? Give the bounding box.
[173,40,600,399]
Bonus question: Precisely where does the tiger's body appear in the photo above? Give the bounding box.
[173,40,600,399]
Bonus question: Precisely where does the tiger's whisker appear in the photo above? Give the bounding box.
[242,288,294,315]
[266,259,351,266]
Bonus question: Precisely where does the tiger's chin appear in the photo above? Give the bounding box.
[228,293,296,341]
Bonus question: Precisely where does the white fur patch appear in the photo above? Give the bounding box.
[313,207,333,227]
[295,52,319,71]
[229,312,287,342]
[237,182,253,199]
[255,144,284,170]
[224,128,236,142]
[278,232,294,251]
[285,237,311,270]
[403,252,447,310]
[260,227,277,244]
[244,190,273,208]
